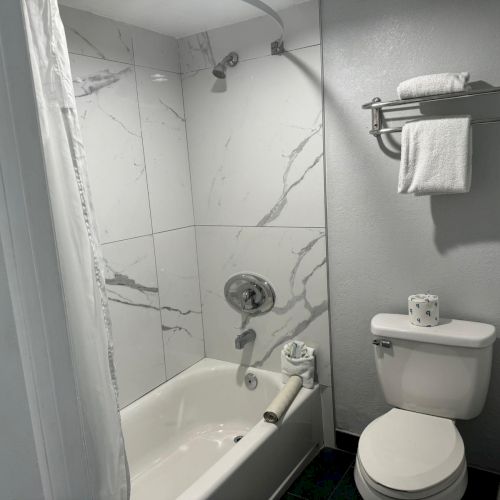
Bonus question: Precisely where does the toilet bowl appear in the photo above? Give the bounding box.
[354,314,496,500]
[354,409,467,500]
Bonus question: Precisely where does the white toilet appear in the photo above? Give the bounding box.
[354,313,496,500]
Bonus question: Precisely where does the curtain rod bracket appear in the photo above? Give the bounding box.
[271,38,285,55]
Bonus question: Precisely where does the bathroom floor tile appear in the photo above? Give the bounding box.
[283,448,500,500]
[463,467,500,499]
[329,465,362,500]
[285,448,355,500]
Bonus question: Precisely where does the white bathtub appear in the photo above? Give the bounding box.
[121,358,322,500]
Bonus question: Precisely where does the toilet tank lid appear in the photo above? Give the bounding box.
[371,313,496,348]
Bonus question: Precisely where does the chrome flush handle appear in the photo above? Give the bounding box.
[373,339,392,348]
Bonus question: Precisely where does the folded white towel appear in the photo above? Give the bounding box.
[397,72,471,99]
[281,342,315,389]
[398,116,472,195]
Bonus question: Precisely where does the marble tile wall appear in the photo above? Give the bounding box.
[60,1,333,443]
[61,6,203,407]
[179,0,334,444]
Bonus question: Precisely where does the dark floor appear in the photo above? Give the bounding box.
[281,448,500,500]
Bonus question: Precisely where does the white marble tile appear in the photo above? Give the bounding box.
[154,227,204,379]
[178,0,319,73]
[103,235,165,408]
[131,27,180,73]
[136,67,194,233]
[60,6,134,64]
[182,45,324,228]
[70,55,152,243]
[196,226,331,386]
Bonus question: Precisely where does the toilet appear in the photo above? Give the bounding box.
[354,313,496,500]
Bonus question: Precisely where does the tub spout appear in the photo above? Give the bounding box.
[235,329,256,349]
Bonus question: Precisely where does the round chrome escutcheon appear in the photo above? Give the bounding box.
[245,372,258,390]
[224,273,275,316]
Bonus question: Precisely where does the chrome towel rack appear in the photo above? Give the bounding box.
[362,86,500,136]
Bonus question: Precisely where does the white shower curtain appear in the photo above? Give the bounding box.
[21,1,129,498]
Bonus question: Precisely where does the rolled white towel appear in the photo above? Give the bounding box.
[284,340,305,359]
[397,72,471,99]
[263,375,302,424]
[281,342,315,389]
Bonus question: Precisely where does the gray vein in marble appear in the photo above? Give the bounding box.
[105,266,199,315]
[269,317,293,338]
[96,99,141,138]
[207,134,232,208]
[108,296,157,311]
[257,152,323,226]
[106,271,158,293]
[108,294,201,316]
[251,235,327,367]
[74,67,132,98]
[70,28,106,59]
[207,163,225,208]
[289,234,324,294]
[134,161,146,180]
[161,324,193,337]
[252,299,327,367]
[162,305,201,316]
[159,99,186,122]
[257,125,323,226]
[117,28,131,54]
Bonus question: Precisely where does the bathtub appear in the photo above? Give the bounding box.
[121,358,322,500]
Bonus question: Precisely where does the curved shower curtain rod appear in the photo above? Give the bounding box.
[241,0,285,55]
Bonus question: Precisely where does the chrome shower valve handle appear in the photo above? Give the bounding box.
[224,273,275,316]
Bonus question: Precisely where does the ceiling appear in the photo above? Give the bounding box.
[59,0,309,38]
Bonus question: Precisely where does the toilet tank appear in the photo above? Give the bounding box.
[371,314,496,420]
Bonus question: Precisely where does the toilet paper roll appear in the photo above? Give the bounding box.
[408,294,439,327]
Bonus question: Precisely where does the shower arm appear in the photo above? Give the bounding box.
[241,0,285,55]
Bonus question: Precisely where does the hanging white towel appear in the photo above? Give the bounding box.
[398,116,472,195]
[397,72,471,99]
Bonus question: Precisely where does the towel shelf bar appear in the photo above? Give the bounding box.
[362,86,500,136]
[370,117,500,136]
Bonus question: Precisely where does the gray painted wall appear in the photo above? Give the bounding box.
[322,0,500,472]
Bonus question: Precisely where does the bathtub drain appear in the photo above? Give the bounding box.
[233,435,244,443]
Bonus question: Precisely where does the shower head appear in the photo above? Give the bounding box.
[212,52,239,79]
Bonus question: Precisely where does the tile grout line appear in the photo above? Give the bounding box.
[67,49,182,75]
[178,37,208,360]
[328,462,357,500]
[318,0,337,448]
[180,43,321,76]
[130,36,168,384]
[102,225,195,246]
[102,224,326,247]
[196,224,326,229]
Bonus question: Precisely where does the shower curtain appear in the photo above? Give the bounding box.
[21,1,129,498]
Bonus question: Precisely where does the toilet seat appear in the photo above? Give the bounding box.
[357,409,466,499]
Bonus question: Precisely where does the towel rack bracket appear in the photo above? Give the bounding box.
[370,97,382,135]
